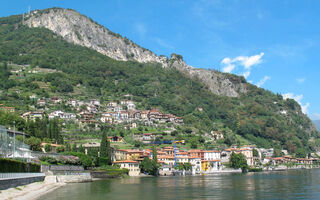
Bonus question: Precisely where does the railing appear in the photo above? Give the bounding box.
[0,173,45,180]
[54,172,91,176]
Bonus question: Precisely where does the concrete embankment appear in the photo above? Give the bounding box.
[0,174,92,200]
[0,173,45,190]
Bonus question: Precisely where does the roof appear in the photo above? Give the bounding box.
[113,160,138,164]
[202,150,220,153]
[158,155,175,159]
[188,156,201,159]
[117,149,144,154]
[41,142,62,147]
[271,157,284,161]
[188,149,203,153]
[201,159,221,162]
[177,152,189,155]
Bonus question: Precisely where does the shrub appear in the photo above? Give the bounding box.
[0,158,40,172]
[248,167,262,172]
[44,144,52,153]
[56,146,65,153]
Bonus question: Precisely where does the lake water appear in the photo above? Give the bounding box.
[41,169,320,200]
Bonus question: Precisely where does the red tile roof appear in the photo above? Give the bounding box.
[113,160,138,164]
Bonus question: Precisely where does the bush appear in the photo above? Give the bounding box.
[26,137,42,151]
[40,156,58,164]
[62,152,93,168]
[56,146,65,153]
[0,158,40,172]
[44,144,52,152]
[248,167,262,172]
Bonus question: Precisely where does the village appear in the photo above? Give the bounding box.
[40,137,320,176]
[9,96,184,128]
[1,96,320,177]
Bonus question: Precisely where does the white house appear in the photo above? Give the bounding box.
[203,150,221,161]
[189,156,201,174]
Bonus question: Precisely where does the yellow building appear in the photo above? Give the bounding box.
[113,160,140,176]
[201,159,221,172]
[157,155,175,166]
[112,149,144,161]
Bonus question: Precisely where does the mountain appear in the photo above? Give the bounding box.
[0,8,319,153]
[314,120,320,131]
[24,8,247,98]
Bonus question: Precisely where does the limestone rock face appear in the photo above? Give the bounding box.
[25,8,248,97]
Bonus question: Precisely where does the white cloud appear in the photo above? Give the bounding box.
[283,93,303,102]
[296,78,306,83]
[311,113,320,120]
[221,52,264,78]
[283,93,310,114]
[256,76,271,87]
[242,71,251,79]
[234,52,264,69]
[301,103,310,115]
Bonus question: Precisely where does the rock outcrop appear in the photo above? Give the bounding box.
[24,8,248,97]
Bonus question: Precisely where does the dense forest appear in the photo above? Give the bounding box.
[0,13,319,154]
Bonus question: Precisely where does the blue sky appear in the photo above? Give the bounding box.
[2,0,320,120]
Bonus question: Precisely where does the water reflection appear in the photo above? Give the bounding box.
[41,169,320,200]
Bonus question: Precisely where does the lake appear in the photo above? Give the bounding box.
[41,169,320,200]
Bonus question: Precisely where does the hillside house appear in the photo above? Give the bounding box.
[108,136,124,143]
[90,99,100,106]
[0,106,15,113]
[37,100,46,107]
[50,97,62,104]
[41,143,62,153]
[22,111,45,121]
[67,99,78,107]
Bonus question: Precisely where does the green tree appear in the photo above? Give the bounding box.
[152,145,157,163]
[140,157,158,176]
[44,144,52,153]
[26,137,42,151]
[78,144,85,153]
[296,148,307,158]
[229,152,248,171]
[72,143,77,152]
[253,149,259,157]
[65,143,71,152]
[100,132,111,165]
[272,148,283,157]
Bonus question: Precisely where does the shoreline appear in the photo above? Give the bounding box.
[0,176,66,200]
[1,167,319,200]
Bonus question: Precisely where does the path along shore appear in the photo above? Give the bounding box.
[0,176,65,200]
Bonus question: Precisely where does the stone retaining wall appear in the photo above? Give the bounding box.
[0,175,45,190]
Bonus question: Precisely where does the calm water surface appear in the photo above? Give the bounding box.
[41,169,320,200]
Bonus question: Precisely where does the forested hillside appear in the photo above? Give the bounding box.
[0,12,319,154]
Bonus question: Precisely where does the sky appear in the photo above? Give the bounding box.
[1,0,320,120]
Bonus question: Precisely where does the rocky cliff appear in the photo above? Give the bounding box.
[24,8,247,97]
